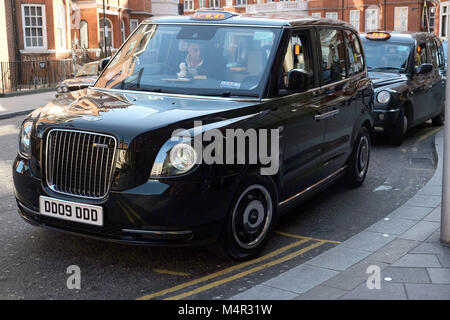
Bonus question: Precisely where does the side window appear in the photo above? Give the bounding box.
[319,28,347,84]
[415,43,428,67]
[438,42,446,68]
[427,40,439,68]
[279,30,315,91]
[344,30,364,75]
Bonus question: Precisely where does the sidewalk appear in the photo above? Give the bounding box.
[0,91,55,120]
[231,130,450,300]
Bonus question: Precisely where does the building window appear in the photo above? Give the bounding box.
[394,7,408,32]
[121,19,126,43]
[236,0,247,6]
[184,0,193,11]
[225,0,232,7]
[99,17,113,49]
[325,12,338,20]
[319,28,347,84]
[80,20,88,48]
[311,12,321,18]
[441,6,448,37]
[55,4,66,49]
[209,0,220,8]
[21,4,46,49]
[365,8,379,32]
[429,7,436,34]
[349,10,360,32]
[199,0,206,8]
[130,19,139,33]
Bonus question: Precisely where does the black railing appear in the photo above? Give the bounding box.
[0,59,74,94]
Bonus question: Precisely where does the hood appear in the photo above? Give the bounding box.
[368,72,406,89]
[31,88,261,143]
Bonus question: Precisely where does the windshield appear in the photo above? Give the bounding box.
[95,24,281,97]
[76,63,99,77]
[362,39,412,73]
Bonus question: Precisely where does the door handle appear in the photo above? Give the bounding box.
[314,109,340,121]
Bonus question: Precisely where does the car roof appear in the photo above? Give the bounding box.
[143,11,356,30]
[361,31,439,44]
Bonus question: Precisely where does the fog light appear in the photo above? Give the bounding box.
[379,113,385,121]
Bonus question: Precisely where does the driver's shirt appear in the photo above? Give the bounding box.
[186,58,204,76]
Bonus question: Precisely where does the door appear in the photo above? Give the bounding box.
[411,42,433,124]
[275,28,327,200]
[428,39,445,117]
[315,28,357,177]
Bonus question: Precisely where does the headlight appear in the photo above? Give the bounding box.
[18,120,33,158]
[377,90,391,104]
[150,140,199,178]
[56,86,63,93]
[62,86,69,93]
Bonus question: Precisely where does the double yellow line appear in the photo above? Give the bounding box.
[137,233,339,300]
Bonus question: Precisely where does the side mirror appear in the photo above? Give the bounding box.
[415,63,433,74]
[99,58,110,73]
[283,69,312,93]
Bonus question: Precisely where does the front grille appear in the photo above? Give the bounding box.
[46,129,117,199]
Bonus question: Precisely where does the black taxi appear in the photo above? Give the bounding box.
[13,12,373,260]
[361,32,446,145]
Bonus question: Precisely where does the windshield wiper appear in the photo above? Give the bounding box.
[219,92,260,98]
[368,67,404,72]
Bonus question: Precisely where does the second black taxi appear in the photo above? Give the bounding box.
[362,31,446,145]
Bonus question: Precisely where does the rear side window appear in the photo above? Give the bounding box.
[319,28,347,84]
[344,30,364,75]
[427,40,439,68]
[415,43,428,67]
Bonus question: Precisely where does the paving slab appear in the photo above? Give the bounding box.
[228,284,298,300]
[306,246,371,272]
[339,282,408,300]
[387,206,434,221]
[367,217,418,235]
[405,283,450,300]
[437,254,450,267]
[340,231,394,252]
[404,195,441,208]
[427,268,450,284]
[410,242,450,255]
[262,264,339,294]
[392,254,442,268]
[367,239,420,264]
[294,285,347,300]
[423,206,442,222]
[399,221,440,241]
[382,267,431,284]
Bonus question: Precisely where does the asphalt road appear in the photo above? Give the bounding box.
[0,115,440,300]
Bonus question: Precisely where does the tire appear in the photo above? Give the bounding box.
[345,126,371,188]
[219,175,278,261]
[432,108,445,126]
[389,109,408,146]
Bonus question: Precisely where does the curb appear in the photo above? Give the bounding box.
[230,129,444,300]
[0,109,36,120]
[0,87,55,98]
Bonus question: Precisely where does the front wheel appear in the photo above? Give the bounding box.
[345,126,371,188]
[389,110,408,146]
[220,175,278,261]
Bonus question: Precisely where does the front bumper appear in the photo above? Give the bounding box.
[13,156,238,246]
[371,108,401,133]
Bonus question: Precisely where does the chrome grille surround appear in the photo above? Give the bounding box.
[45,129,117,199]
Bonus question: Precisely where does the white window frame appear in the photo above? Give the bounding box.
[209,0,221,8]
[311,12,321,18]
[21,4,47,50]
[55,4,66,49]
[184,0,194,11]
[349,10,360,32]
[130,19,139,33]
[199,0,206,8]
[365,8,379,32]
[325,12,338,20]
[440,2,450,37]
[121,19,125,43]
[236,0,247,6]
[99,17,114,49]
[394,7,408,32]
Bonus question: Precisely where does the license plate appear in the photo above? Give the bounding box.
[39,196,103,226]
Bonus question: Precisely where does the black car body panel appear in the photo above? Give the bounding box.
[13,13,373,248]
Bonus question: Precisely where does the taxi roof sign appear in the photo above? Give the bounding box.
[190,11,235,21]
[366,32,391,40]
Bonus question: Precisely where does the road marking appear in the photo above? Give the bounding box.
[414,127,442,146]
[154,269,191,277]
[137,238,310,300]
[164,241,325,300]
[275,231,341,244]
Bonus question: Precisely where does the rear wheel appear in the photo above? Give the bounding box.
[432,108,445,126]
[220,175,278,261]
[345,126,371,188]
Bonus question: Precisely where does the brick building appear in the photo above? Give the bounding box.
[308,0,440,35]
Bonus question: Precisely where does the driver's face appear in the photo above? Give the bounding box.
[188,44,202,61]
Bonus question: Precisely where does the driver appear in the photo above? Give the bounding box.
[178,42,208,78]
